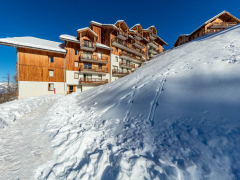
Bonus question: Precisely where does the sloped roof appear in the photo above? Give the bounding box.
[77,27,98,37]
[0,36,66,54]
[59,34,112,50]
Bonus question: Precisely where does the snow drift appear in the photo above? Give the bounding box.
[2,25,240,180]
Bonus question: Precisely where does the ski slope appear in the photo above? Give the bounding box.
[2,25,240,180]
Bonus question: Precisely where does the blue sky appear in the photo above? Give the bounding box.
[0,0,239,81]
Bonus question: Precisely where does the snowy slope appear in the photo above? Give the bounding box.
[2,25,240,180]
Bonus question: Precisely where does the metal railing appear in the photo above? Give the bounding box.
[80,53,108,63]
[112,69,130,75]
[120,51,145,62]
[81,40,95,48]
[80,65,108,73]
[111,37,144,54]
[80,78,108,84]
[119,61,135,68]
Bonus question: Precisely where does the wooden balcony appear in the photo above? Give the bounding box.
[120,51,145,64]
[111,37,144,56]
[210,22,237,29]
[112,69,130,76]
[80,40,95,51]
[80,65,108,74]
[134,32,143,41]
[148,47,160,55]
[80,53,108,64]
[148,40,159,49]
[133,40,145,49]
[80,78,108,85]
[149,33,157,40]
[117,31,128,40]
[119,61,135,69]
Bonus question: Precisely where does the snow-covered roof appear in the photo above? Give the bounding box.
[90,21,120,31]
[189,10,240,36]
[0,36,66,54]
[114,20,129,29]
[130,24,142,30]
[59,34,79,43]
[59,34,112,50]
[143,37,149,42]
[96,43,112,51]
[77,27,98,37]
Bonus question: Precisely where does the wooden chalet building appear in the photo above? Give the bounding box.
[174,11,240,47]
[0,21,167,99]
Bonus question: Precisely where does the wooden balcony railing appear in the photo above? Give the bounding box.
[80,65,108,73]
[134,39,145,48]
[80,78,108,84]
[119,61,135,68]
[112,69,130,75]
[149,40,159,47]
[111,37,144,54]
[81,40,95,48]
[118,31,128,38]
[136,32,143,39]
[80,53,108,63]
[212,22,237,27]
[120,51,145,62]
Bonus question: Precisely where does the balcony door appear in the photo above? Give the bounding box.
[84,74,92,81]
[84,63,92,70]
[83,51,92,59]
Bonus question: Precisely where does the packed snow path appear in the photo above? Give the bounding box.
[0,98,59,179]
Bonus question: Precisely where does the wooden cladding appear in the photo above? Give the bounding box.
[17,48,65,82]
[80,65,108,73]
[92,25,102,43]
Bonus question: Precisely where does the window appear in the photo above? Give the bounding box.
[99,64,102,69]
[115,56,118,62]
[98,74,102,80]
[75,61,79,67]
[75,50,78,55]
[197,33,200,37]
[84,74,92,80]
[49,56,54,63]
[115,48,118,52]
[49,70,54,77]
[48,83,54,91]
[74,72,79,79]
[84,63,92,69]
[83,51,92,59]
[98,53,102,59]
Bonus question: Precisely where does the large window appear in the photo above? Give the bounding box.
[115,56,118,62]
[83,51,92,59]
[48,83,54,91]
[49,56,54,63]
[49,70,54,77]
[74,72,79,79]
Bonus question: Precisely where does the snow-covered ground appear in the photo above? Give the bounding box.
[1,25,240,180]
[0,95,62,129]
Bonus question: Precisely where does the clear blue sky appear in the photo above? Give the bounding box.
[0,0,239,81]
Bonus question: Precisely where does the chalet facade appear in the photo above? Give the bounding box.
[0,21,167,99]
[174,11,240,47]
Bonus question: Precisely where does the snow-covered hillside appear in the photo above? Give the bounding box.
[2,25,240,180]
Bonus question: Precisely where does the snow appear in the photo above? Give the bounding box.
[77,27,98,37]
[0,36,66,54]
[0,95,62,129]
[96,43,113,51]
[2,24,240,180]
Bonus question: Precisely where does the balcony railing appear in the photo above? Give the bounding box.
[120,51,145,63]
[112,69,130,76]
[111,37,144,56]
[80,40,95,51]
[133,40,145,49]
[80,65,108,73]
[211,22,237,28]
[80,78,108,84]
[80,53,108,64]
[148,47,160,55]
[117,31,128,40]
[119,61,135,68]
[135,32,143,40]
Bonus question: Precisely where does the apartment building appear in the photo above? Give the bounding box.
[0,20,167,99]
[174,11,240,47]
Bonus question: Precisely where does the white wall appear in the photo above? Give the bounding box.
[110,54,120,82]
[19,81,65,99]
